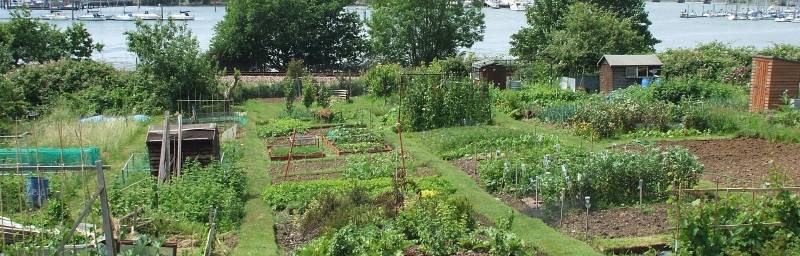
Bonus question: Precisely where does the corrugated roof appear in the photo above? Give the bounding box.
[472,60,505,68]
[598,55,662,66]
[146,123,218,142]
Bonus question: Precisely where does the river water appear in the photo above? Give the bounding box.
[1,2,798,69]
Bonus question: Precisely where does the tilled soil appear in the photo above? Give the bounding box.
[450,159,670,240]
[661,138,800,187]
[266,159,346,176]
[271,173,341,185]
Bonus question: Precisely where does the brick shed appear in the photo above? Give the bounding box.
[598,55,662,94]
[749,55,800,112]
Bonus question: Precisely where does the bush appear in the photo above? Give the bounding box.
[234,81,285,101]
[682,105,738,133]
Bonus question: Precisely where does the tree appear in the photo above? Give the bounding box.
[125,18,218,105]
[543,3,649,75]
[209,0,367,71]
[367,0,485,66]
[302,77,317,110]
[509,0,571,59]
[510,0,659,73]
[0,9,103,67]
[364,63,400,104]
[584,0,659,50]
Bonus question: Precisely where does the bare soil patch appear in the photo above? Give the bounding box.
[660,138,800,187]
[266,159,346,176]
[271,173,341,185]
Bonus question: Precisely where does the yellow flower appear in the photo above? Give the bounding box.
[421,190,437,198]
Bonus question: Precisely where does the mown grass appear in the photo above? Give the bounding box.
[593,234,670,253]
[232,100,281,255]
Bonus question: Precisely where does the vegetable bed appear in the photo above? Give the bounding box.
[322,126,392,155]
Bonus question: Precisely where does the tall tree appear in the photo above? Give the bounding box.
[509,0,571,59]
[0,9,102,66]
[544,2,648,75]
[125,18,218,105]
[584,0,659,50]
[367,0,485,66]
[510,0,659,72]
[209,0,367,72]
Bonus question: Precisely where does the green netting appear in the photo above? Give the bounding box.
[118,153,151,185]
[0,147,100,166]
[177,113,248,126]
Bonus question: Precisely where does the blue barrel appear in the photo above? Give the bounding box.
[641,78,652,87]
[26,177,50,208]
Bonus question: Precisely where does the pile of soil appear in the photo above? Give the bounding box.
[661,138,800,187]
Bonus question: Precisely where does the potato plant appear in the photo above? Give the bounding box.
[479,145,703,208]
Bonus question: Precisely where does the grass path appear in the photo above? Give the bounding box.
[232,100,280,255]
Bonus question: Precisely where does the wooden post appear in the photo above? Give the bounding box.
[158,111,170,185]
[283,129,298,181]
[177,114,183,177]
[97,160,115,256]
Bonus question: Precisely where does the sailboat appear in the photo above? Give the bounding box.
[114,6,135,21]
[168,0,194,20]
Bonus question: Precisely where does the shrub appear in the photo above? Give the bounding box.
[302,76,317,110]
[234,81,285,100]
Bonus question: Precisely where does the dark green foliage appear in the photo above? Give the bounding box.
[317,85,332,109]
[302,77,317,110]
[367,0,485,66]
[125,18,218,110]
[210,0,367,71]
[233,81,286,101]
[544,2,650,75]
[0,9,103,67]
[393,64,492,132]
[511,0,658,75]
[395,194,476,255]
[7,59,144,115]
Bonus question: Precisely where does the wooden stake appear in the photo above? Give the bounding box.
[283,129,298,181]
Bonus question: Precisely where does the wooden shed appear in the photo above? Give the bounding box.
[749,55,800,112]
[472,60,508,89]
[598,55,663,94]
[146,123,220,176]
